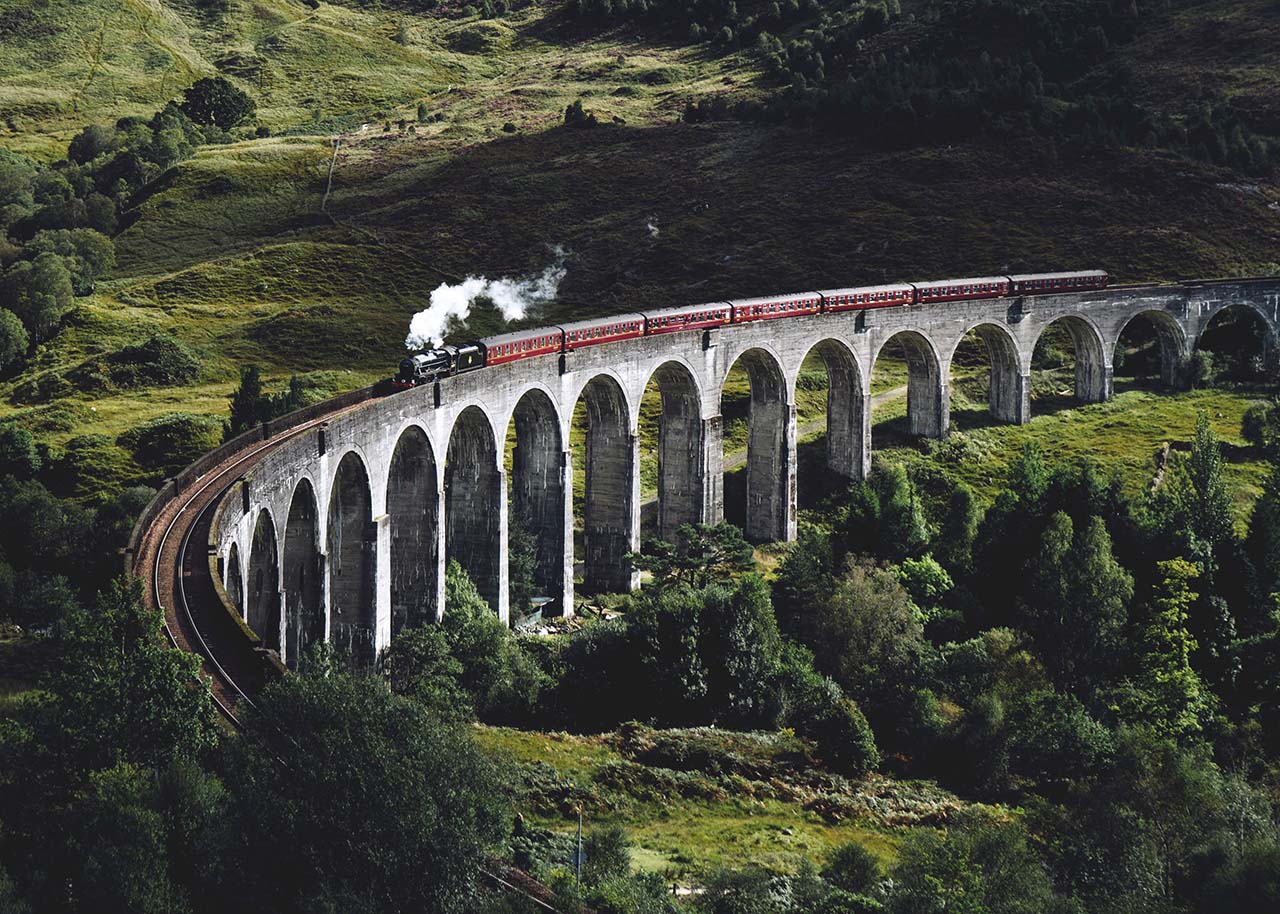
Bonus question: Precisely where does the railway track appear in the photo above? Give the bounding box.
[132,411,350,726]
[130,404,574,911]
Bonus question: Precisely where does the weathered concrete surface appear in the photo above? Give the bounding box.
[208,278,1280,662]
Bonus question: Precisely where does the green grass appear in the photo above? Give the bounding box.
[3,1,1280,484]
[476,724,966,879]
[785,379,1270,533]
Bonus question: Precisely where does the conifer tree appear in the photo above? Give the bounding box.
[1122,558,1211,738]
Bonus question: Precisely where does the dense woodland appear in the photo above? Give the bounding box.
[577,0,1278,171]
[4,397,1280,912]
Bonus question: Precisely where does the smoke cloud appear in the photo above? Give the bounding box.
[405,245,569,349]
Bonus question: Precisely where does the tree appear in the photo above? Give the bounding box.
[1245,461,1280,623]
[0,309,28,373]
[6,571,78,632]
[179,77,256,129]
[1241,399,1280,456]
[840,462,928,562]
[1117,559,1212,738]
[1023,512,1133,694]
[0,148,37,226]
[804,559,926,734]
[225,364,266,438]
[582,824,632,887]
[699,574,784,726]
[1008,441,1050,506]
[507,511,538,617]
[0,424,38,478]
[695,866,781,914]
[27,228,116,295]
[38,577,219,773]
[67,123,117,165]
[224,669,508,914]
[772,524,834,638]
[1005,689,1114,789]
[629,522,754,591]
[876,462,930,560]
[935,482,979,574]
[1179,412,1234,550]
[629,583,709,721]
[62,763,195,914]
[378,622,471,721]
[0,864,30,914]
[6,252,73,341]
[896,554,952,622]
[887,813,1068,914]
[439,560,547,722]
[1064,727,1275,909]
[1201,843,1280,913]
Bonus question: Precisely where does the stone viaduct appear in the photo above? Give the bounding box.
[205,278,1280,671]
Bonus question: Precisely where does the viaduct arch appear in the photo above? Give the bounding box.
[197,278,1280,666]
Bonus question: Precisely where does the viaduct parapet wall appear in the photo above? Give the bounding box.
[202,278,1280,671]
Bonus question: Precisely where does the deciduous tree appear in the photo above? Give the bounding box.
[1023,512,1133,694]
[0,309,27,374]
[225,669,507,914]
[179,77,256,129]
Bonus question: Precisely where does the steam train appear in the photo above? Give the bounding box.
[393,269,1108,389]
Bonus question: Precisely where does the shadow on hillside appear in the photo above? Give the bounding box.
[516,2,722,55]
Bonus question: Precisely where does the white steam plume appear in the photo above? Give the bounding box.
[405,245,569,349]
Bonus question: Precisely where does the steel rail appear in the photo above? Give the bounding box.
[148,413,345,728]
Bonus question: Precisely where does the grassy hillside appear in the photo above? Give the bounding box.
[1,0,1279,478]
[479,723,976,880]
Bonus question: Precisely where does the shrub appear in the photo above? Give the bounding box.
[111,332,201,386]
[118,413,221,476]
[0,307,28,373]
[583,824,631,887]
[1187,350,1215,389]
[822,841,881,895]
[45,434,134,499]
[452,24,499,52]
[564,100,599,128]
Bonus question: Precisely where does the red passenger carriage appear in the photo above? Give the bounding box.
[913,276,1011,304]
[818,283,915,312]
[559,313,646,351]
[729,293,822,323]
[1007,270,1108,295]
[480,328,563,366]
[644,302,732,335]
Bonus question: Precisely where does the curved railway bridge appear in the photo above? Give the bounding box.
[127,276,1280,718]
